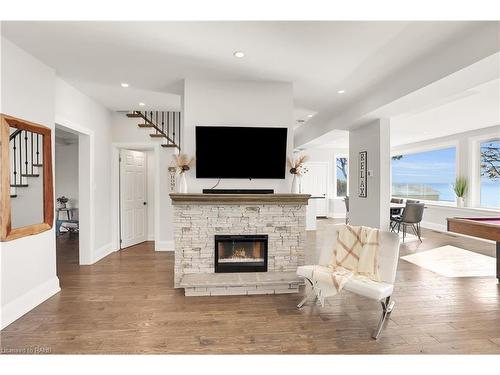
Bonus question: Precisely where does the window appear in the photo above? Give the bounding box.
[336,157,348,197]
[392,147,456,202]
[480,139,500,208]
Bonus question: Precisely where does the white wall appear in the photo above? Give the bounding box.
[55,78,113,263]
[146,150,155,241]
[0,37,60,329]
[182,79,294,193]
[55,142,79,208]
[349,119,391,229]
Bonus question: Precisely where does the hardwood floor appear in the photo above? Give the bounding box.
[1,220,499,354]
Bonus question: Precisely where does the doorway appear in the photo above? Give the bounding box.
[54,126,80,274]
[119,149,153,249]
[301,162,329,217]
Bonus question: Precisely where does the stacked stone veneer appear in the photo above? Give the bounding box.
[173,203,307,288]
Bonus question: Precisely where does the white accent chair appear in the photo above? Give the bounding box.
[296,226,400,339]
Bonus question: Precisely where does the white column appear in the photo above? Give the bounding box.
[348,119,391,229]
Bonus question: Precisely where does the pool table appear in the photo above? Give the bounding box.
[447,217,500,281]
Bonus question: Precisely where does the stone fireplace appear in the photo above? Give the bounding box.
[170,193,310,296]
[215,234,268,273]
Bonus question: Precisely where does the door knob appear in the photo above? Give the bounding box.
[143,202,147,205]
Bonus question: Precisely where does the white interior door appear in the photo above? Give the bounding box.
[120,149,147,249]
[302,162,328,217]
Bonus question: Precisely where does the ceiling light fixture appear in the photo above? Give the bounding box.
[233,51,245,58]
[337,90,346,94]
[307,114,314,118]
[139,102,145,106]
[121,83,129,88]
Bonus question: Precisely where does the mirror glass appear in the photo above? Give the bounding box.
[9,126,44,228]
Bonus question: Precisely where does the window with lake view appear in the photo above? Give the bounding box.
[336,157,348,197]
[392,147,456,202]
[480,139,500,208]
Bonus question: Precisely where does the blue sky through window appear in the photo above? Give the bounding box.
[392,147,456,184]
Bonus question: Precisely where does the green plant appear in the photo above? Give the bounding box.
[453,176,468,198]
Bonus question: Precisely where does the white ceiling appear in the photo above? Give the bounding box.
[1,21,487,117]
[301,77,500,150]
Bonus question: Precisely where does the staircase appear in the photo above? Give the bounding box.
[127,111,182,150]
[9,128,43,199]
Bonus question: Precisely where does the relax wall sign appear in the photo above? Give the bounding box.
[358,151,367,198]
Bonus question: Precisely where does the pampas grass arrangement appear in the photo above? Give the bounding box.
[173,154,195,174]
[287,154,309,176]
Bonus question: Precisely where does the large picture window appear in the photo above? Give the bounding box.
[480,139,500,208]
[336,157,348,197]
[392,147,456,202]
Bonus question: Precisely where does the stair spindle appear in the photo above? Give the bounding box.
[31,131,34,174]
[24,131,28,175]
[36,133,40,165]
[13,134,17,185]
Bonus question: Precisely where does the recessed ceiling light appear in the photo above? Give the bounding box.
[307,114,314,118]
[139,102,145,106]
[121,83,129,88]
[233,51,245,58]
[337,90,346,94]
[297,119,305,123]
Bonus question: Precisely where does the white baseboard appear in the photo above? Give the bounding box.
[1,276,60,329]
[420,221,447,232]
[92,242,115,263]
[155,240,174,251]
[328,212,347,219]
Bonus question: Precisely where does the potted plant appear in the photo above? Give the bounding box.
[453,176,468,208]
[57,196,69,209]
[173,154,195,193]
[287,154,309,193]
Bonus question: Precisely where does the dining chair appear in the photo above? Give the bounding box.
[390,203,425,242]
[391,198,403,204]
[296,225,400,339]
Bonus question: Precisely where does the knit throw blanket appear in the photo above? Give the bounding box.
[311,225,380,306]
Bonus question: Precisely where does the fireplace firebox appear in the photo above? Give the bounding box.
[215,235,268,273]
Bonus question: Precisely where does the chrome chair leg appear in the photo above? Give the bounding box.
[372,296,395,339]
[297,278,316,309]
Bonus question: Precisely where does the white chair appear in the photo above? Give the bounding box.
[296,226,400,339]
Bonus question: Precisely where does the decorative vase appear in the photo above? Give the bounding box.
[291,174,299,194]
[457,197,464,208]
[179,173,188,193]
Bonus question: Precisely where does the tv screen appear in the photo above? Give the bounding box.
[195,126,288,179]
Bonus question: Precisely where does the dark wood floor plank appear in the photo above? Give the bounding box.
[1,219,499,354]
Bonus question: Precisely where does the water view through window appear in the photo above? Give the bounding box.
[480,139,500,208]
[392,147,456,202]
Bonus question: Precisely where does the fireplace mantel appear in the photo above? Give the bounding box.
[169,193,310,205]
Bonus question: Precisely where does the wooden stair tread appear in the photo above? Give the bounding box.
[10,184,28,187]
[150,134,167,138]
[161,144,178,148]
[32,163,43,167]
[10,195,17,198]
[21,174,40,177]
[138,124,154,128]
[126,113,143,118]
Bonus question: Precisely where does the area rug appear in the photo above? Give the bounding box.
[401,245,496,277]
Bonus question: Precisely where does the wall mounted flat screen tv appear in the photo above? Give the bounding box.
[195,126,288,179]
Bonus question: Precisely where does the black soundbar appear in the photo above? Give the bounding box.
[202,189,274,194]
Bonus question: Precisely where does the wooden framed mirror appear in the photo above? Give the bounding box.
[0,114,54,241]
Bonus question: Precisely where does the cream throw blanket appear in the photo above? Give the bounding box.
[311,225,380,306]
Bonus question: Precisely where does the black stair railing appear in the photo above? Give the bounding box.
[9,129,42,189]
[126,110,182,150]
